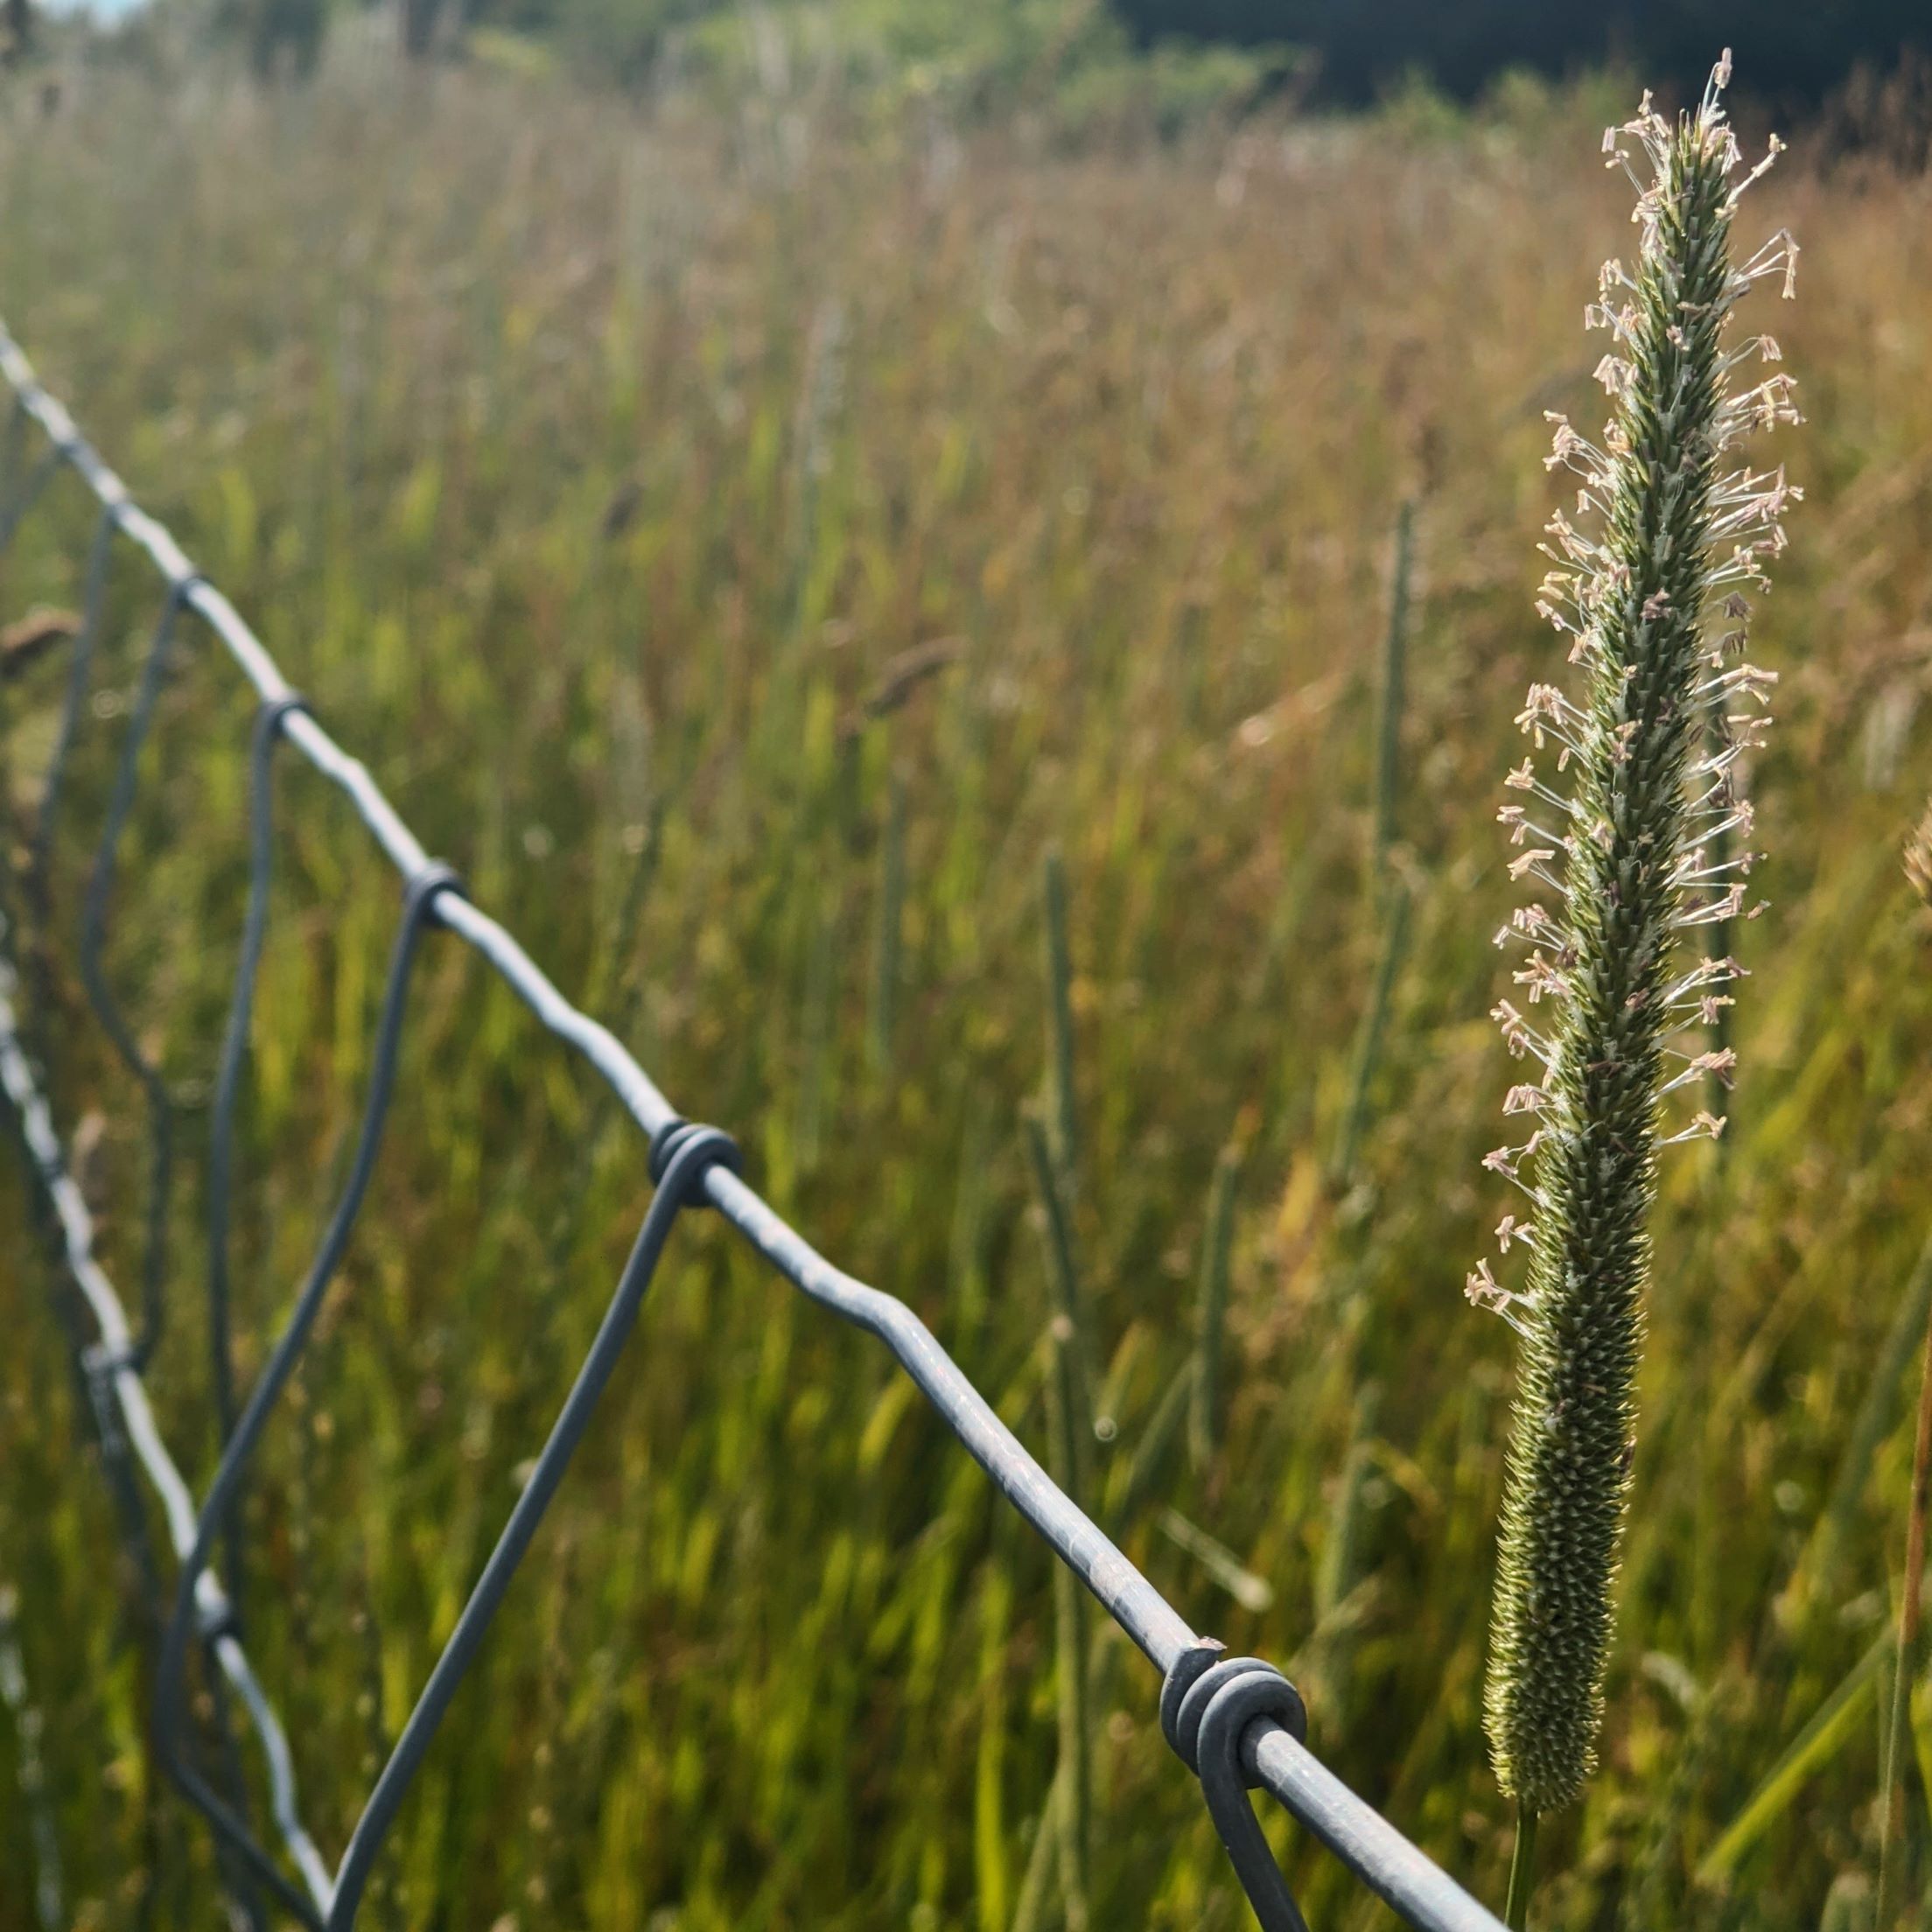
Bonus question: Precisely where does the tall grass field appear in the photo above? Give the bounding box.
[3,50,1932,1931]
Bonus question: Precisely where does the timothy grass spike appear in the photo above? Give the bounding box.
[1475,53,1801,1820]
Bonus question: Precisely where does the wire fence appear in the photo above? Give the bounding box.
[0,318,1506,1932]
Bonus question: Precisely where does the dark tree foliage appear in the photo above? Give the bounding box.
[199,0,325,78]
[1109,0,1932,109]
[1,0,30,66]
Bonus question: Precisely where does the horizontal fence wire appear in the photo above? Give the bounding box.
[0,317,1506,1932]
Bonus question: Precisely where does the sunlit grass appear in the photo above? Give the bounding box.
[2,55,1931,1930]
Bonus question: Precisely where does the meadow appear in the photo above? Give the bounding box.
[1,48,1930,1930]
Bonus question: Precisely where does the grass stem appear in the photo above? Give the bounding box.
[1878,1306,1932,1924]
[1188,1142,1240,1473]
[1330,873,1410,1189]
[1041,847,1078,1194]
[1504,1803,1538,1931]
[867,770,905,1070]
[1370,496,1415,881]
[1024,1110,1096,1467]
[1040,1291,1091,1929]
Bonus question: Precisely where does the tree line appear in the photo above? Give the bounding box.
[1115,0,1931,110]
[6,0,1928,114]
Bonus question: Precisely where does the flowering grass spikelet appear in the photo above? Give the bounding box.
[1475,54,1800,1819]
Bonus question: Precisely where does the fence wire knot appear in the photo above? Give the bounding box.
[648,1114,744,1189]
[255,689,311,744]
[79,1339,138,1381]
[194,1591,242,1647]
[1163,1641,1312,1932]
[403,858,466,927]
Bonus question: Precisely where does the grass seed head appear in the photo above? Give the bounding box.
[1906,800,1932,908]
[1476,52,1801,1815]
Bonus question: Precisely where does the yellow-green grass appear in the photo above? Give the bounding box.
[1,59,1929,1931]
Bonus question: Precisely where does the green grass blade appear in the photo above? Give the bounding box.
[1698,1627,1893,1886]
[1787,1233,1932,1620]
[1024,1108,1098,1461]
[1371,496,1416,880]
[1041,847,1079,1194]
[868,771,906,1070]
[1154,1507,1272,1614]
[1188,1141,1240,1474]
[1330,873,1411,1189]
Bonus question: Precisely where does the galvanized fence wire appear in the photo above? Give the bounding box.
[0,318,1507,1932]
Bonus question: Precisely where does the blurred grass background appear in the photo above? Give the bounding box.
[1,46,1931,1932]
